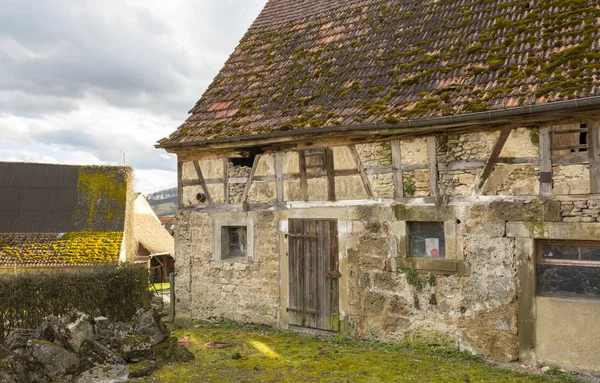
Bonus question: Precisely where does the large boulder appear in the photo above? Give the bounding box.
[131,309,169,345]
[117,334,154,362]
[78,338,125,372]
[26,339,80,381]
[63,312,95,353]
[75,364,129,383]
[93,317,130,349]
[39,312,95,352]
[4,329,40,353]
[0,344,51,383]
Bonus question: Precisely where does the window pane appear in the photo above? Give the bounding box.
[540,243,579,261]
[537,264,600,298]
[408,222,445,259]
[581,246,600,262]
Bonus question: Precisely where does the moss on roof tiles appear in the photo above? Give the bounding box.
[162,0,600,144]
[0,232,123,267]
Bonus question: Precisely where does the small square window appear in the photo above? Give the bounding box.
[408,222,445,259]
[221,226,247,260]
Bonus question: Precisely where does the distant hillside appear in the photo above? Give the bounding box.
[146,187,177,216]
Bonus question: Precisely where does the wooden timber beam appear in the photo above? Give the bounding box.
[275,152,284,203]
[348,144,375,199]
[588,120,600,193]
[177,160,183,208]
[193,161,213,204]
[391,140,404,199]
[325,148,336,201]
[473,128,512,196]
[539,126,553,197]
[298,150,308,201]
[427,137,439,197]
[241,154,261,208]
[223,157,229,204]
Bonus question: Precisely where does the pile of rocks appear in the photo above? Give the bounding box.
[0,309,194,382]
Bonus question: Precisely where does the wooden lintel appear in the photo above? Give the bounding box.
[298,150,308,201]
[275,152,284,203]
[552,152,589,166]
[193,161,213,204]
[177,160,183,209]
[587,120,600,193]
[473,128,512,196]
[348,144,374,198]
[539,126,553,197]
[240,154,261,208]
[391,140,404,199]
[427,137,438,197]
[325,148,335,201]
[223,157,229,204]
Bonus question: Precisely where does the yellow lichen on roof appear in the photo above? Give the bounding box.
[0,232,123,267]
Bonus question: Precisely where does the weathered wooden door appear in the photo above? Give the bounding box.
[287,219,339,331]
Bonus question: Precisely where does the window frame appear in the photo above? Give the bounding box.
[407,221,446,259]
[213,215,254,268]
[537,239,600,268]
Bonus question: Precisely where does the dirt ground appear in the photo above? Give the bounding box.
[140,322,586,383]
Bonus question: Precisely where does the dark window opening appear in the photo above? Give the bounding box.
[408,222,446,259]
[536,240,600,299]
[579,123,588,152]
[230,156,255,168]
[221,226,247,260]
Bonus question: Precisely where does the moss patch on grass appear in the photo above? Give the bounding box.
[142,323,583,383]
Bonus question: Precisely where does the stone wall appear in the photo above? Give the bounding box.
[344,203,522,362]
[560,199,600,222]
[174,210,280,325]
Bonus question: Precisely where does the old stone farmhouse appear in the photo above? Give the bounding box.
[157,0,600,372]
[0,162,173,268]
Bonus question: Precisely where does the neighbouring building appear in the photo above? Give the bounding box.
[156,0,600,373]
[159,216,175,236]
[0,162,174,269]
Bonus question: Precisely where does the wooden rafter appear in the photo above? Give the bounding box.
[473,128,512,196]
[348,145,374,199]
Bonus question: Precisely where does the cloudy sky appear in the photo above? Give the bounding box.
[0,0,267,193]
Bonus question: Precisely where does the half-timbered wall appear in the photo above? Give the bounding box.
[173,122,600,370]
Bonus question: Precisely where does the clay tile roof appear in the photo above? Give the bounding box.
[160,0,600,145]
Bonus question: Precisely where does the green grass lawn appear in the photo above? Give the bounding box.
[143,322,582,383]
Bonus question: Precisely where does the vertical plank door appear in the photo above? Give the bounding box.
[288,219,339,331]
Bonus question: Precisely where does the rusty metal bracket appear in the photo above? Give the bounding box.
[325,270,342,279]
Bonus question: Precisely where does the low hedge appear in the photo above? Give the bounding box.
[0,263,149,342]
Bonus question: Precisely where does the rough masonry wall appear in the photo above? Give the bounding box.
[344,203,526,362]
[174,210,280,325]
[560,199,600,222]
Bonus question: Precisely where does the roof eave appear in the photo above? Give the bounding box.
[156,96,600,152]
